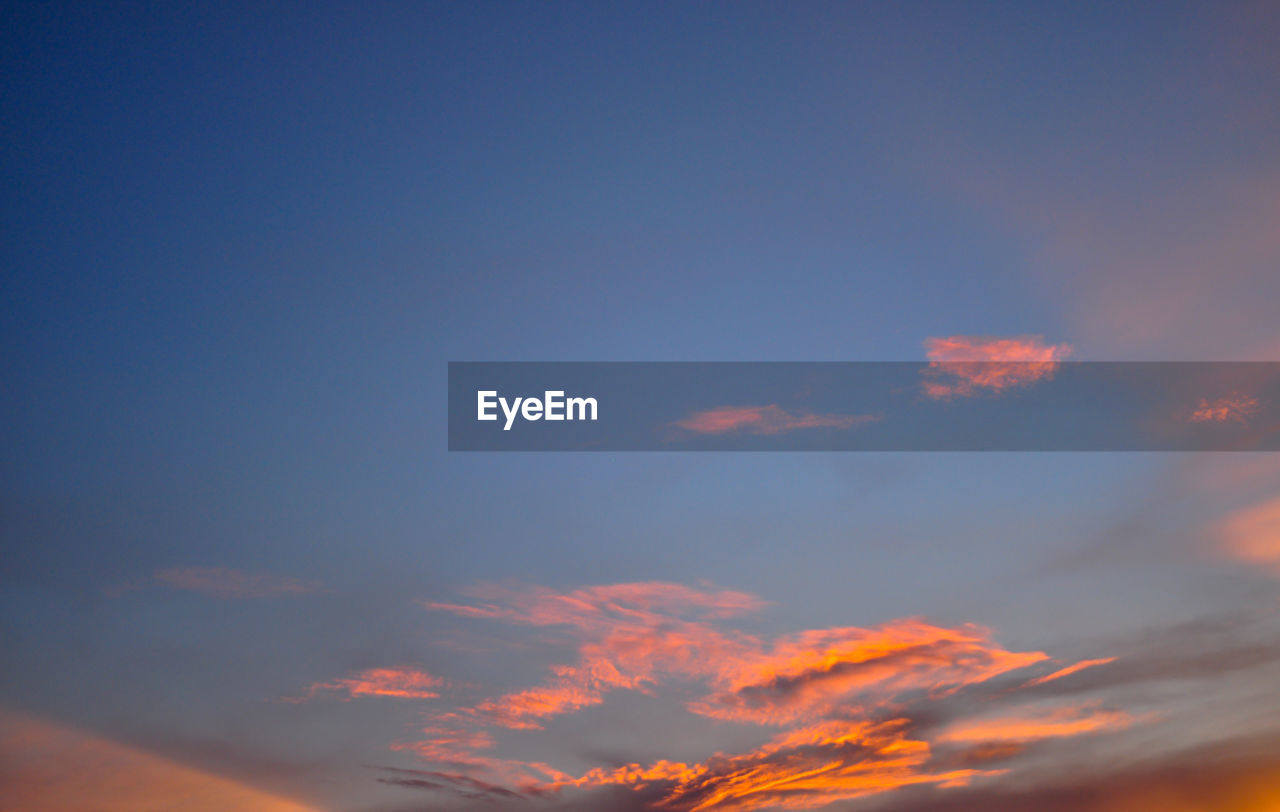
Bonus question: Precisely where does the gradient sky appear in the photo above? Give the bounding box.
[3,3,1280,811]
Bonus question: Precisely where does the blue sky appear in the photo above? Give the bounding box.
[3,3,1280,811]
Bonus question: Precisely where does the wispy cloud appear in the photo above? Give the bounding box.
[424,581,766,729]
[153,567,321,598]
[375,765,530,802]
[922,335,1073,399]
[289,666,443,702]
[1021,657,1117,689]
[935,702,1136,745]
[872,733,1280,812]
[670,405,880,436]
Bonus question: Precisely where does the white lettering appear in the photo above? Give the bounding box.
[567,396,597,421]
[477,390,597,430]
[500,397,522,431]
[477,391,498,421]
[544,390,564,420]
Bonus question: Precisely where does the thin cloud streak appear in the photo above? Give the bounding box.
[935,703,1137,744]
[1021,657,1117,689]
[671,405,880,436]
[153,567,321,599]
[289,666,443,702]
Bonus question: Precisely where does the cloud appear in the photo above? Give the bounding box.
[871,733,1280,812]
[1008,611,1280,704]
[556,718,997,812]
[1188,394,1263,424]
[691,621,1048,725]
[0,709,323,812]
[376,589,1280,812]
[289,667,443,702]
[1020,657,1117,689]
[1217,495,1280,575]
[426,581,765,730]
[424,580,767,627]
[671,405,880,436]
[405,581,1137,810]
[153,567,321,598]
[935,702,1136,745]
[375,766,529,802]
[921,335,1073,399]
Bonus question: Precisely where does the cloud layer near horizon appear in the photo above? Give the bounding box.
[299,581,1148,811]
[0,711,322,812]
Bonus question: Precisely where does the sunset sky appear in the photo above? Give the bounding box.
[3,3,1280,811]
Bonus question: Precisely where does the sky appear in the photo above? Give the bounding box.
[2,2,1280,810]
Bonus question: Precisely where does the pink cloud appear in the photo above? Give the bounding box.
[290,666,443,702]
[922,335,1073,399]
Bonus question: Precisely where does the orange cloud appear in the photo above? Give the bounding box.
[672,405,879,436]
[1188,394,1262,424]
[692,621,1049,725]
[922,335,1073,399]
[154,567,320,598]
[292,666,443,701]
[430,587,1049,732]
[428,582,761,729]
[408,581,1130,810]
[1217,495,1280,575]
[1021,657,1117,688]
[936,703,1136,745]
[0,709,322,812]
[559,718,998,812]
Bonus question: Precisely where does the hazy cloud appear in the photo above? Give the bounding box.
[671,405,880,436]
[153,567,321,599]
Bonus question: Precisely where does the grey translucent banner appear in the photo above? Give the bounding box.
[448,362,1280,451]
